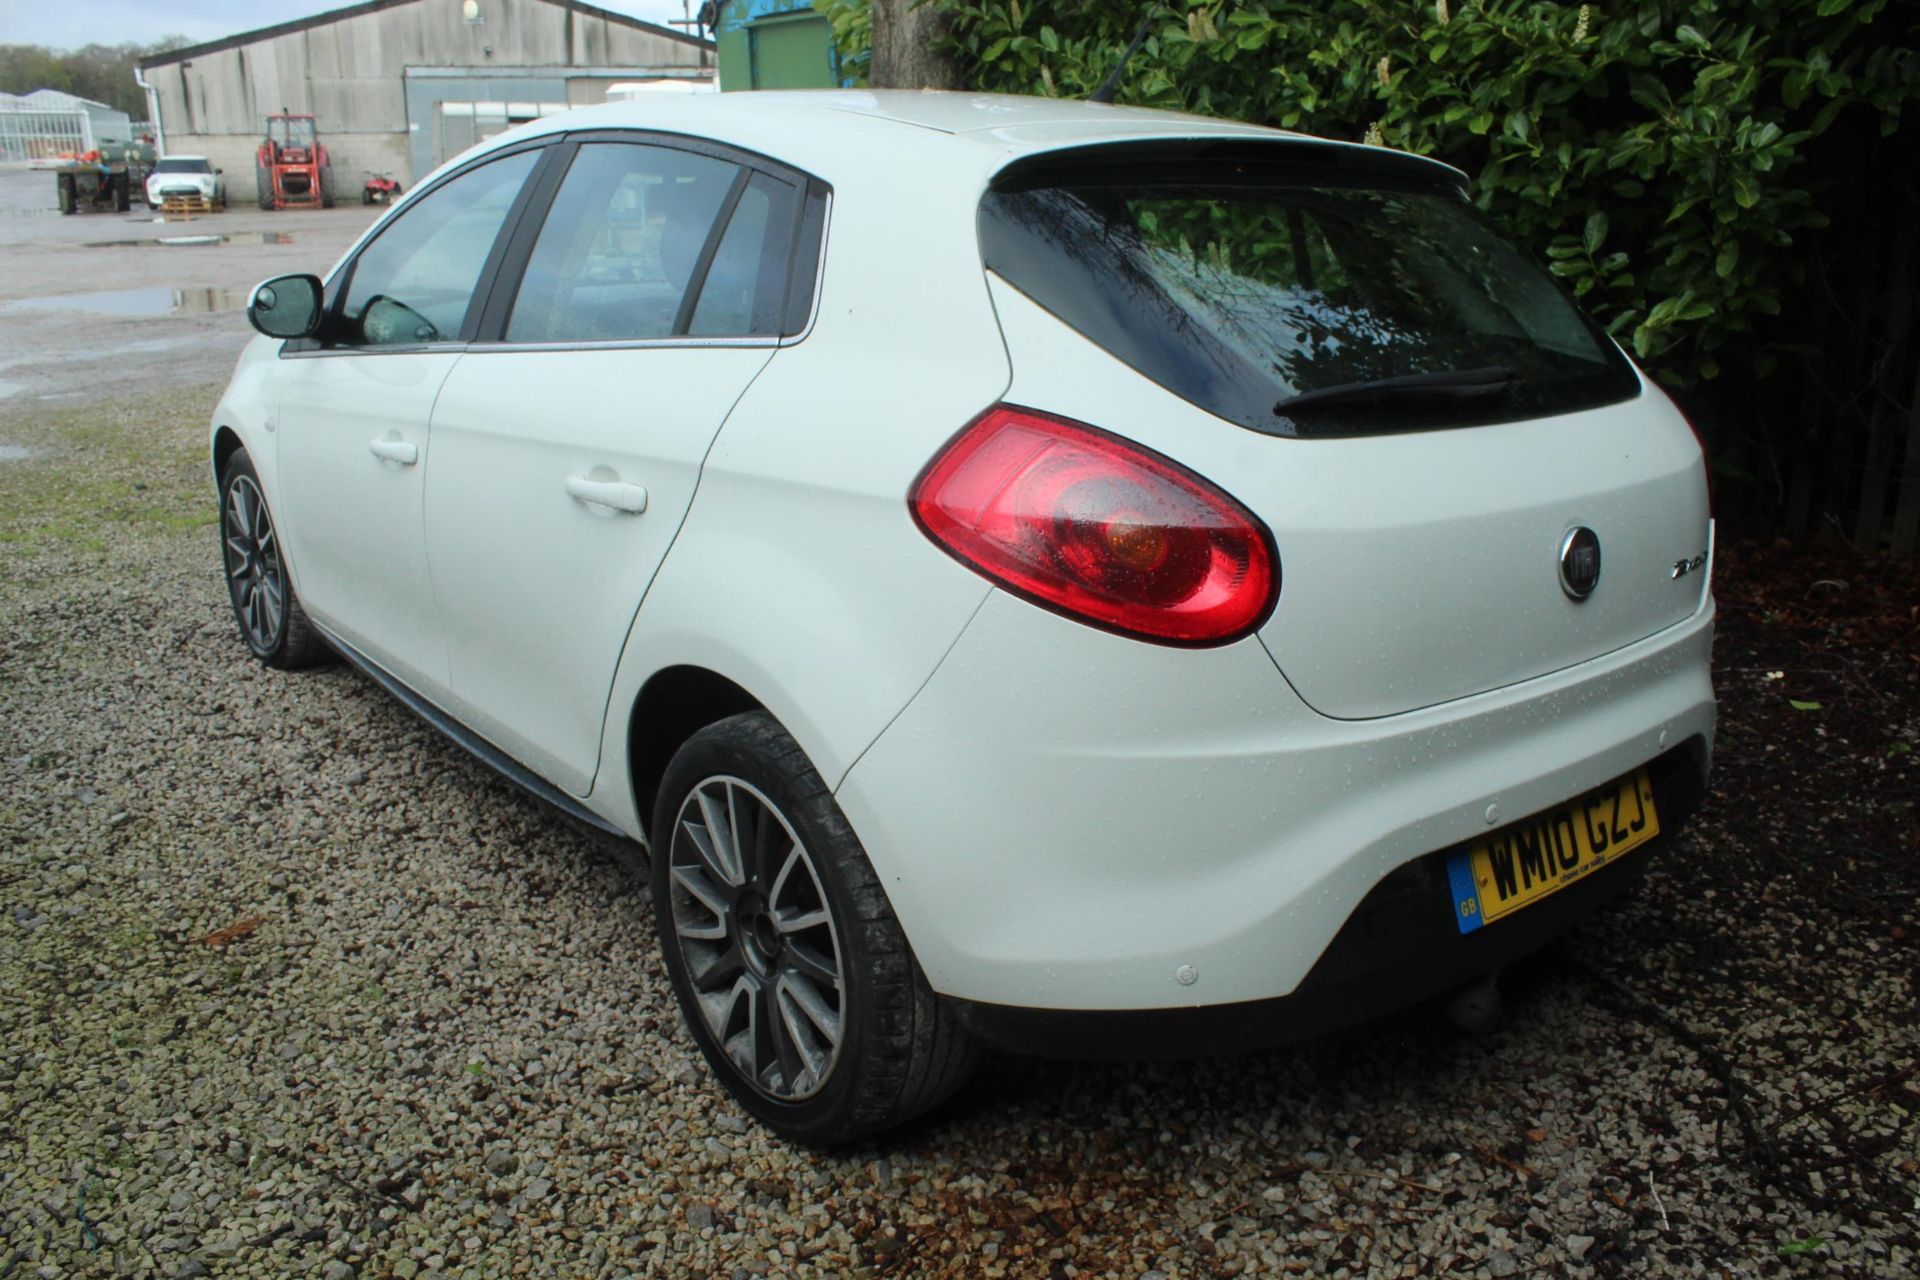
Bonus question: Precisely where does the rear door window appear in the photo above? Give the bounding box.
[980,150,1639,436]
[504,143,799,344]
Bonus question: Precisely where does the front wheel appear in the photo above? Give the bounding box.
[652,712,976,1145]
[219,449,328,669]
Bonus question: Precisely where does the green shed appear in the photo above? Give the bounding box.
[705,1,851,92]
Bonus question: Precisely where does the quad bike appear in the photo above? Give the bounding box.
[362,173,404,205]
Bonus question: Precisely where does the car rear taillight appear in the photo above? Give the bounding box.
[910,405,1278,645]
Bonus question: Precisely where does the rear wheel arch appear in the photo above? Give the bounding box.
[627,665,766,836]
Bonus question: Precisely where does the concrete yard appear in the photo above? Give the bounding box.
[0,168,382,405]
[0,164,1915,1279]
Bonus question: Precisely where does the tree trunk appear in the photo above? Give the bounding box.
[870,0,962,90]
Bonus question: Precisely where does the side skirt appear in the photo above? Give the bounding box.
[312,624,634,844]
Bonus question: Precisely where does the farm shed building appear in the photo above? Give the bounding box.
[136,0,713,186]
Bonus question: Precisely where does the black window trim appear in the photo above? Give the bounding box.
[280,135,562,358]
[779,178,831,345]
[463,127,832,355]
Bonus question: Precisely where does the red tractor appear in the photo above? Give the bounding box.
[256,113,335,210]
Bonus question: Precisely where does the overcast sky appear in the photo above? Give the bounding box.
[2,0,702,52]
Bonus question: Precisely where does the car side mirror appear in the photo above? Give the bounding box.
[361,295,440,345]
[215,167,224,174]
[248,274,324,340]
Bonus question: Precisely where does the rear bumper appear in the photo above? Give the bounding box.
[951,743,1704,1057]
[835,588,1715,1012]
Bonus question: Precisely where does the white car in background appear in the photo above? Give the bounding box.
[146,155,225,209]
[212,91,1715,1144]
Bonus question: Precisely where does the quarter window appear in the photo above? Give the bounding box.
[338,148,538,348]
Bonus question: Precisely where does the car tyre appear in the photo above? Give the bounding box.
[651,712,977,1145]
[219,448,327,670]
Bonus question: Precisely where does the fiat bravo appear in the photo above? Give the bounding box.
[215,91,1714,1144]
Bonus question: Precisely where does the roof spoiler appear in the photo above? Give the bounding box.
[989,137,1470,198]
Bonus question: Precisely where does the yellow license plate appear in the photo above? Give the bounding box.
[1445,770,1659,933]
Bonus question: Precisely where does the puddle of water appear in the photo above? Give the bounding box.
[0,443,38,461]
[81,231,294,248]
[0,378,23,400]
[1,286,249,318]
[75,336,200,361]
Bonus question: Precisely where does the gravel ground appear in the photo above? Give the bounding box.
[1,378,1916,1280]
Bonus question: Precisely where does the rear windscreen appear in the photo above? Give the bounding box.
[980,158,1639,436]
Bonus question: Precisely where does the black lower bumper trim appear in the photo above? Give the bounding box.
[951,741,1708,1060]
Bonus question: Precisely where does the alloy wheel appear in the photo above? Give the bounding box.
[223,474,285,653]
[667,776,845,1102]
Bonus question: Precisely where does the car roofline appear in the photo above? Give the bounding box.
[438,91,1467,195]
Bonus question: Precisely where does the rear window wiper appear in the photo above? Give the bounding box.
[1275,365,1516,415]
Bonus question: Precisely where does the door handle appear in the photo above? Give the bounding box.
[565,476,649,515]
[369,438,418,466]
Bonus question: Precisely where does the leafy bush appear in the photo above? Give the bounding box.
[824,0,873,84]
[926,0,1916,388]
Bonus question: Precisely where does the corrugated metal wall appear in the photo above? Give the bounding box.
[144,0,710,181]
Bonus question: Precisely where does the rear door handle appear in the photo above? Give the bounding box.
[565,476,649,515]
[368,438,418,466]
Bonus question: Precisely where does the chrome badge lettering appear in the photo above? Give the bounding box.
[1671,551,1707,580]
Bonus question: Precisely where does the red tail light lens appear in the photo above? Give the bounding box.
[910,405,1278,645]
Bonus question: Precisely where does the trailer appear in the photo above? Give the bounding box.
[52,150,137,215]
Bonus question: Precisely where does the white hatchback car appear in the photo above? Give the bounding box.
[219,91,1715,1143]
[146,155,225,209]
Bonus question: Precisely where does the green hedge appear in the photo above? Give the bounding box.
[834,2,1920,542]
[918,0,1915,390]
